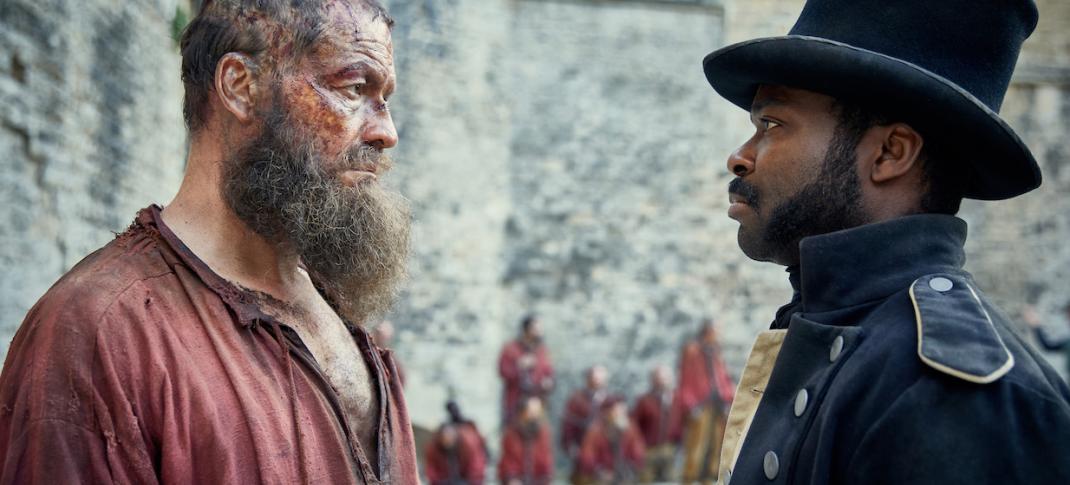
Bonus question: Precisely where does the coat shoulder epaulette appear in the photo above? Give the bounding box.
[908,273,1014,384]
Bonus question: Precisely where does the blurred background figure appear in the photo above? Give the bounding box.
[577,396,646,485]
[1023,304,1070,384]
[373,320,405,387]
[499,314,555,423]
[561,365,610,475]
[424,401,489,485]
[499,396,554,485]
[675,319,735,484]
[632,365,678,483]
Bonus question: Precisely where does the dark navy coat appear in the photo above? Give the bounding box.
[724,215,1070,485]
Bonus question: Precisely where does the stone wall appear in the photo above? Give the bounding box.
[1,0,1068,478]
[0,0,187,346]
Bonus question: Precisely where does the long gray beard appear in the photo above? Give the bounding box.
[223,111,411,324]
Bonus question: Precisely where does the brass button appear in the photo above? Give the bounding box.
[764,451,779,480]
[830,335,844,362]
[794,389,809,417]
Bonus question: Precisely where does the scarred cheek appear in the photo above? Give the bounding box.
[282,79,360,155]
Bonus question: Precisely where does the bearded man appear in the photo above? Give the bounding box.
[0,1,416,483]
[703,0,1070,483]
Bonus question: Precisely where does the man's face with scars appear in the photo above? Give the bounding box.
[224,3,410,324]
[273,1,397,178]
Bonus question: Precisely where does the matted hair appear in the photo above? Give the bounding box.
[178,0,393,132]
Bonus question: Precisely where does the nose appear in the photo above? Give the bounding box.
[727,138,756,177]
[363,107,398,150]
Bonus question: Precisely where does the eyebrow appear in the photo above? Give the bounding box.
[331,62,396,97]
[335,61,380,79]
[750,97,787,115]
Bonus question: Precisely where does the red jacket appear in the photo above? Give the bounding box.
[424,422,488,485]
[560,389,607,455]
[671,340,735,439]
[676,340,735,410]
[577,421,646,480]
[498,421,554,485]
[498,340,555,421]
[632,390,674,446]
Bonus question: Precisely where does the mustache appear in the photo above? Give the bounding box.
[728,177,761,210]
[332,144,394,176]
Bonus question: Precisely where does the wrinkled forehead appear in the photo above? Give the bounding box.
[308,1,394,65]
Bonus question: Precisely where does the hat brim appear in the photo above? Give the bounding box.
[703,36,1041,200]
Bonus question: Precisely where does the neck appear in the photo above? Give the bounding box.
[161,136,307,301]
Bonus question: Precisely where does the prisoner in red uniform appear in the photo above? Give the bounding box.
[674,319,736,483]
[423,419,487,484]
[499,397,554,485]
[577,397,646,484]
[498,315,555,422]
[632,365,678,482]
[560,365,610,460]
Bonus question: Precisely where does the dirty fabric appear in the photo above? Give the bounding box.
[0,205,417,484]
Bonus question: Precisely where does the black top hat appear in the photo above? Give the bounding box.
[703,0,1041,200]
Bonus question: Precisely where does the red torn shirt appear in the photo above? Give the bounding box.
[0,206,418,484]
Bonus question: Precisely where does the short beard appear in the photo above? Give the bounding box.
[761,128,868,256]
[222,105,411,324]
[731,125,868,264]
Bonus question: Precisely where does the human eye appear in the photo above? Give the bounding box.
[759,118,782,131]
[340,81,367,100]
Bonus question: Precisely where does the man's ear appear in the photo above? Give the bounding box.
[214,53,262,125]
[867,123,924,184]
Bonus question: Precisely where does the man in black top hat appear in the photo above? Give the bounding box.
[702,0,1070,483]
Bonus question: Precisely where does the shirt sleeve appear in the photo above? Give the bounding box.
[0,293,158,484]
[845,375,1070,484]
[499,345,519,381]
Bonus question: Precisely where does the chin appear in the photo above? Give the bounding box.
[736,227,777,264]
